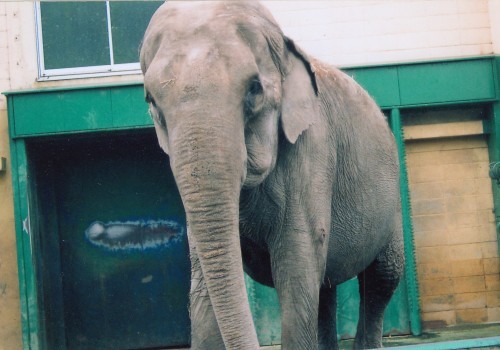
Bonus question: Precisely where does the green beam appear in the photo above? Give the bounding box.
[389,108,422,336]
[8,95,41,350]
[9,143,39,349]
[398,59,496,106]
[4,57,498,138]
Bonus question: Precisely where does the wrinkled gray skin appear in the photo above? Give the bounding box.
[140,2,404,349]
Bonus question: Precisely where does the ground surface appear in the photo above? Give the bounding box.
[261,323,500,349]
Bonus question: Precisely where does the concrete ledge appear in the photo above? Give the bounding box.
[404,121,484,140]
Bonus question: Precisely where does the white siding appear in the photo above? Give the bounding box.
[265,0,493,66]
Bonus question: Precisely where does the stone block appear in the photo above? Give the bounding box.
[409,182,444,201]
[476,193,494,210]
[451,259,484,277]
[413,214,447,233]
[409,165,444,184]
[487,307,500,322]
[421,294,455,312]
[453,275,486,294]
[477,225,498,243]
[420,277,454,296]
[454,292,487,310]
[447,227,482,245]
[445,212,478,229]
[445,196,477,214]
[442,163,478,180]
[417,246,450,264]
[477,209,496,225]
[481,242,500,259]
[486,290,500,307]
[444,179,478,197]
[456,308,488,324]
[412,198,445,216]
[486,274,500,291]
[449,243,483,261]
[421,310,456,329]
[475,178,494,194]
[415,230,448,248]
[418,262,453,279]
[484,258,500,274]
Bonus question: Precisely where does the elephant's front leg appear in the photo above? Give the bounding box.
[269,229,326,350]
[189,244,225,350]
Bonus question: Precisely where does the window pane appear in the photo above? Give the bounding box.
[110,1,164,65]
[40,2,110,70]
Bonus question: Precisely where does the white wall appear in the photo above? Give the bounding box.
[1,1,496,92]
[265,0,493,66]
[490,0,500,54]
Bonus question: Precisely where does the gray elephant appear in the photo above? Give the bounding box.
[140,1,404,349]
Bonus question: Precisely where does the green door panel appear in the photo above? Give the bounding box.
[336,278,410,339]
[28,131,191,349]
[246,275,282,345]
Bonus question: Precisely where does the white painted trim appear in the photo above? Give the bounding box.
[106,1,115,66]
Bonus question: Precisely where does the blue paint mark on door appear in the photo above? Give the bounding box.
[85,219,185,251]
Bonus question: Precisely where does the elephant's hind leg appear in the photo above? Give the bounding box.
[318,285,338,350]
[189,245,225,350]
[354,231,404,349]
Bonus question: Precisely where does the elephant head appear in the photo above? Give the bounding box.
[140,2,318,348]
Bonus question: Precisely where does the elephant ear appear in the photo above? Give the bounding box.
[280,38,320,144]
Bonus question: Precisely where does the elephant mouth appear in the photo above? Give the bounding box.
[243,161,271,188]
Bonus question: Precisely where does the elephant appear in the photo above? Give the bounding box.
[140,1,404,349]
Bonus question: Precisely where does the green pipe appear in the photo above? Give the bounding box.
[389,108,422,336]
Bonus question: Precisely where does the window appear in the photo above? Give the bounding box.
[36,1,163,80]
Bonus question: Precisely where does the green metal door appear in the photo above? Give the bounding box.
[28,131,191,349]
[28,129,410,349]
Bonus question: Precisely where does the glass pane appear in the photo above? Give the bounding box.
[40,2,110,69]
[110,1,164,65]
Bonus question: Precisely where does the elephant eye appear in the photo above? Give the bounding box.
[146,93,166,128]
[248,77,263,96]
[145,93,155,106]
[244,76,264,119]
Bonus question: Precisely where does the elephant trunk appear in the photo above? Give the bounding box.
[169,116,259,350]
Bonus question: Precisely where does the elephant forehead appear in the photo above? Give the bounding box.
[144,1,279,49]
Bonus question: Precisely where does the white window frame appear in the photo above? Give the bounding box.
[35,1,142,81]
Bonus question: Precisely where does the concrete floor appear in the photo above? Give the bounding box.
[261,323,500,349]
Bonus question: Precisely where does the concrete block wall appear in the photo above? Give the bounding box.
[406,130,500,328]
[0,2,22,350]
[0,2,21,349]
